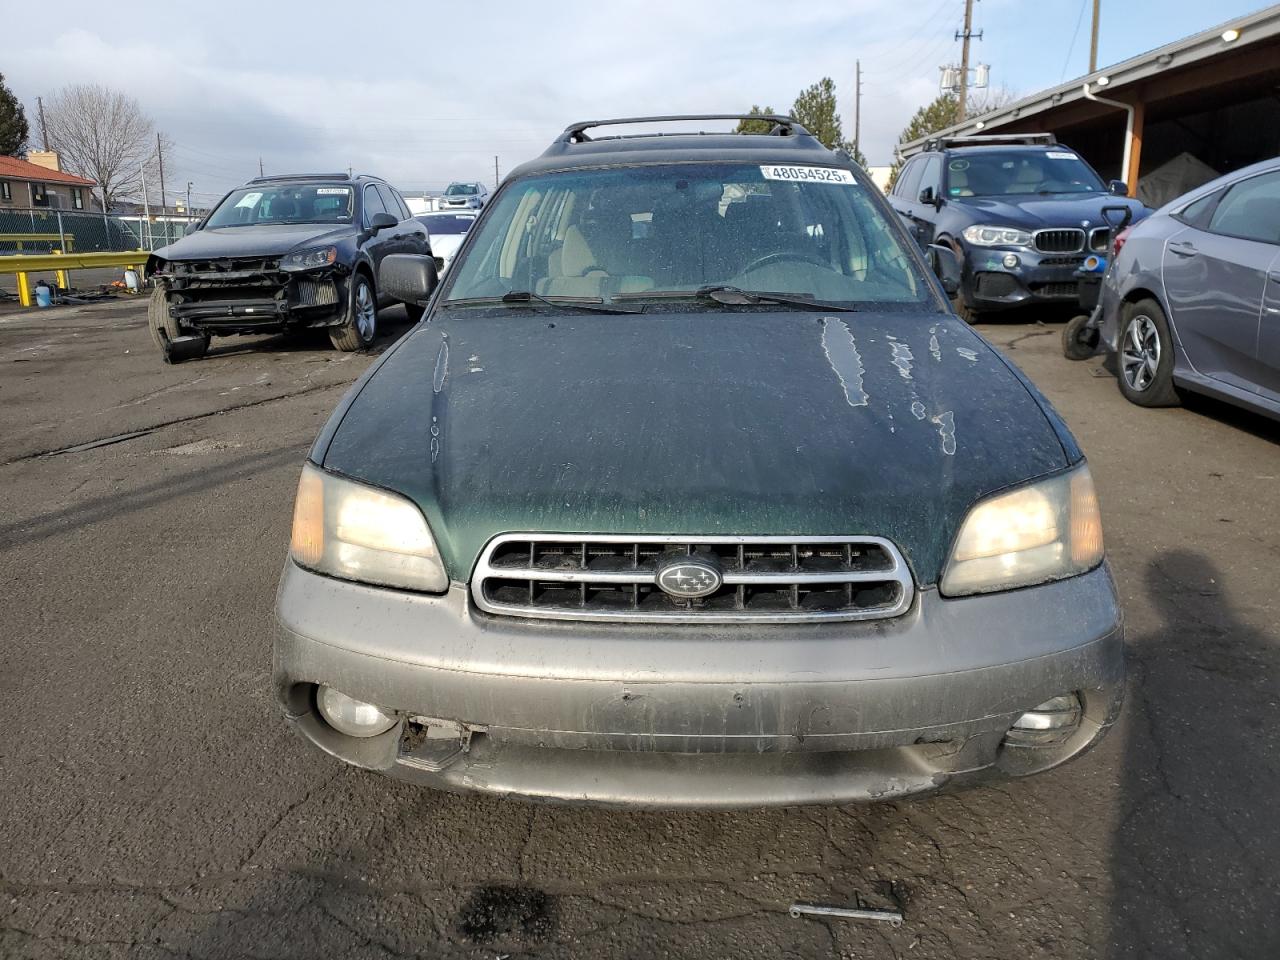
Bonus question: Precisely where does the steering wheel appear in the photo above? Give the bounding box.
[738,250,831,274]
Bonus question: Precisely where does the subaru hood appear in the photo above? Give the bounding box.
[153,222,353,261]
[956,193,1146,230]
[319,309,1073,585]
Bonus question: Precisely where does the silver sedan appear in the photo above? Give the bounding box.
[1098,157,1280,420]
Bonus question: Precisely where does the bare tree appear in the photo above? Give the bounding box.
[43,84,164,211]
[966,84,1020,118]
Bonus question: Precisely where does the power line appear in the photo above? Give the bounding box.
[1061,0,1090,80]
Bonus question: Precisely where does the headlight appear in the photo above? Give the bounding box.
[962,225,1034,247]
[289,463,448,592]
[940,464,1103,597]
[280,246,338,271]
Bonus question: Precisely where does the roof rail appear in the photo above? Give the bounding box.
[923,133,1058,152]
[558,114,810,144]
[248,173,352,184]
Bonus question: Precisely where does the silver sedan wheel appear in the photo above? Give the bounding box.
[1121,314,1161,392]
[355,281,376,341]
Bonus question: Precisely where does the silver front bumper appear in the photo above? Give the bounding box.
[274,562,1124,807]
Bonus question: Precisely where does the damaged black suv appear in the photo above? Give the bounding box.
[145,173,434,362]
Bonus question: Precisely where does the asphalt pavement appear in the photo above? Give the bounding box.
[1,299,1276,959]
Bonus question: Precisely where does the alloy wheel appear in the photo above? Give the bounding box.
[1121,314,1161,392]
[356,282,377,342]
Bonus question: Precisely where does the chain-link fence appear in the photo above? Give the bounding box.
[0,207,190,255]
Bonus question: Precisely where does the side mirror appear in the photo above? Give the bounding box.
[927,243,962,297]
[368,211,398,233]
[184,221,201,236]
[379,254,438,306]
[1108,180,1129,197]
[918,185,938,206]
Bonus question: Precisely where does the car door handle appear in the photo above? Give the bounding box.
[1168,241,1198,257]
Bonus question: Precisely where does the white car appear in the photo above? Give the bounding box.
[415,212,477,275]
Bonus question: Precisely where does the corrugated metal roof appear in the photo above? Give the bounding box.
[899,6,1280,156]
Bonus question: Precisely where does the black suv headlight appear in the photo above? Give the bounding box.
[280,246,338,271]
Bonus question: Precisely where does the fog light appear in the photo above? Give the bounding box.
[1012,694,1081,732]
[316,685,399,738]
[1002,253,1020,269]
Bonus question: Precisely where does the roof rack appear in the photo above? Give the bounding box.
[923,133,1057,152]
[248,173,353,184]
[558,114,810,144]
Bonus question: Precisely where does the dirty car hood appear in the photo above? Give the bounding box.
[154,223,353,261]
[957,193,1147,230]
[319,310,1072,585]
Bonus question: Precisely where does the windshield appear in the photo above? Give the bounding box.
[444,162,927,307]
[205,184,354,227]
[417,213,477,234]
[946,150,1106,197]
[445,183,479,196]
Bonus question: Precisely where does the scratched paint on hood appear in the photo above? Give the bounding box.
[888,339,914,381]
[931,410,957,455]
[821,317,869,407]
[956,347,979,362]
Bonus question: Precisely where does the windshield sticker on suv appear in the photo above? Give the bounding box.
[316,187,349,195]
[1046,151,1079,160]
[235,192,262,208]
[759,165,856,185]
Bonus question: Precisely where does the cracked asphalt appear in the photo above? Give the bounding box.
[1,301,1276,959]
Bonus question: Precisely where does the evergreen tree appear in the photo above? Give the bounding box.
[0,74,30,157]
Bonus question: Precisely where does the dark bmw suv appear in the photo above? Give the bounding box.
[889,135,1147,321]
[145,173,433,361]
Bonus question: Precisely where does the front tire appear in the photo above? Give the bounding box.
[1117,298,1180,407]
[147,285,208,362]
[951,293,979,324]
[1062,313,1099,360]
[330,272,377,352]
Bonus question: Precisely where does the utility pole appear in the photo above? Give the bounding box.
[140,164,152,251]
[1089,0,1101,73]
[156,133,167,216]
[494,155,500,189]
[36,97,50,151]
[186,182,193,223]
[259,156,264,177]
[853,60,862,157]
[957,0,977,120]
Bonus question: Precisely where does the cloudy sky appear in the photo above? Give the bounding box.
[3,0,1266,204]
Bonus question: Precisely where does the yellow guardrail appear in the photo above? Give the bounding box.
[0,250,147,307]
[0,233,76,252]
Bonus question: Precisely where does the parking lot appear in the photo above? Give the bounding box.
[0,298,1276,959]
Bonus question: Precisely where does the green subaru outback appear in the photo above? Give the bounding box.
[274,115,1123,807]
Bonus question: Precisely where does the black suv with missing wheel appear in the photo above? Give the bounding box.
[144,173,433,362]
[889,135,1147,321]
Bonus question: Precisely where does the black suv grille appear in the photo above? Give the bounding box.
[472,535,914,623]
[1034,229,1086,253]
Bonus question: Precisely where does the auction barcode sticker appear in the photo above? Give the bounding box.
[1045,152,1079,161]
[316,187,349,194]
[760,165,857,184]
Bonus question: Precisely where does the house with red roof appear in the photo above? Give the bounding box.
[0,152,96,211]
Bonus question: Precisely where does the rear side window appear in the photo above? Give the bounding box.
[1206,170,1280,244]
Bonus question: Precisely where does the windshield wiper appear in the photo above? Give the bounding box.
[442,291,644,315]
[616,285,856,312]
